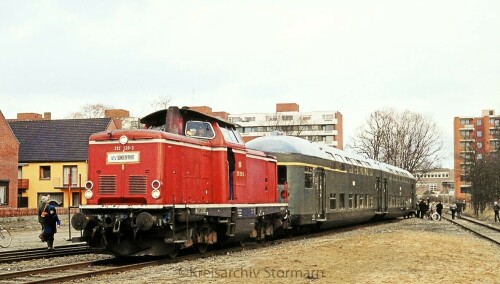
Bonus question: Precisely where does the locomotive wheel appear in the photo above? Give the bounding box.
[168,248,179,259]
[196,243,209,254]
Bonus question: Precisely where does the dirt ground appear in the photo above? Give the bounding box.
[77,217,500,284]
[3,216,500,284]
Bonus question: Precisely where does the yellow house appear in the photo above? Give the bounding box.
[9,118,119,208]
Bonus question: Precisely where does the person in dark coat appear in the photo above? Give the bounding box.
[418,199,427,219]
[494,202,500,222]
[42,205,61,251]
[436,201,444,220]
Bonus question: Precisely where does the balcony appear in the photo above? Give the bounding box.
[18,179,29,189]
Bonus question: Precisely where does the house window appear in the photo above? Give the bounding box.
[63,165,78,186]
[40,166,51,179]
[0,183,8,205]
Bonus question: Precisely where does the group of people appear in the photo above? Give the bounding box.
[37,194,61,251]
[417,199,444,220]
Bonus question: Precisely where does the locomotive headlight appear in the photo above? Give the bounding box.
[151,179,161,190]
[119,135,128,145]
[151,189,161,199]
[84,190,93,199]
[85,181,94,190]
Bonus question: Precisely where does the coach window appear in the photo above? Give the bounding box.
[40,166,51,180]
[348,194,353,209]
[339,193,345,209]
[329,193,336,209]
[354,194,358,208]
[304,167,313,188]
[359,194,364,208]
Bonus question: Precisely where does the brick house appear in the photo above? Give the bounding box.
[8,118,119,208]
[0,111,19,208]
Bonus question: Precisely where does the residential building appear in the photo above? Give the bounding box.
[228,103,343,149]
[0,111,19,208]
[453,109,500,201]
[9,117,119,208]
[414,168,454,200]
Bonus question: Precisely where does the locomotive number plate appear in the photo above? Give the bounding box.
[107,152,140,164]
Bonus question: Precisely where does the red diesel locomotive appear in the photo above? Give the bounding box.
[71,106,288,257]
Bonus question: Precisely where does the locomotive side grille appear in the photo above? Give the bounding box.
[129,175,147,194]
[99,175,116,194]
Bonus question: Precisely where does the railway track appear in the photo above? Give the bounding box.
[0,244,90,263]
[442,212,500,246]
[0,220,398,283]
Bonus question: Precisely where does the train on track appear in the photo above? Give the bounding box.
[71,106,416,257]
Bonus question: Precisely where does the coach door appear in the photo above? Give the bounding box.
[376,177,389,213]
[315,168,326,221]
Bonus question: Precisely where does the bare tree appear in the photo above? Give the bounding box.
[150,96,172,111]
[348,109,446,173]
[67,103,113,119]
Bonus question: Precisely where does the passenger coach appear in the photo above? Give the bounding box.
[247,135,416,229]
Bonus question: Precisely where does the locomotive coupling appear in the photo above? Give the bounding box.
[71,212,89,231]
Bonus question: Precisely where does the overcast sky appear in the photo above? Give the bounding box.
[1,1,499,167]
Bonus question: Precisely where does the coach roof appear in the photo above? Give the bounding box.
[247,135,414,178]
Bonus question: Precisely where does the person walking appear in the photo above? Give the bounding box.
[450,202,457,220]
[37,195,50,229]
[494,202,500,222]
[41,205,61,251]
[436,201,444,221]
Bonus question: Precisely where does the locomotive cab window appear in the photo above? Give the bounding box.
[219,125,244,144]
[185,121,215,139]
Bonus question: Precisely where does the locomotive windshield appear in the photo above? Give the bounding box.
[185,121,215,139]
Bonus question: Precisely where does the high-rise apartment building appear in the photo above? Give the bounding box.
[228,103,343,149]
[453,109,500,201]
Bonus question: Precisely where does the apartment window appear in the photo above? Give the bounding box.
[322,114,334,121]
[460,118,471,125]
[476,119,482,126]
[281,115,294,121]
[300,115,311,121]
[266,115,277,121]
[477,130,482,138]
[477,142,483,149]
[40,166,51,179]
[63,165,78,186]
[325,136,334,143]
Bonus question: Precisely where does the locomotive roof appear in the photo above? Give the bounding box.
[140,106,237,128]
[247,135,414,178]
